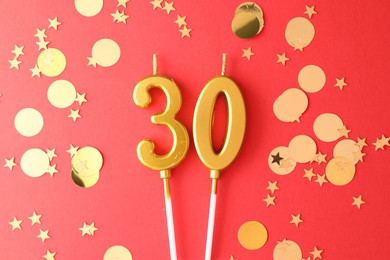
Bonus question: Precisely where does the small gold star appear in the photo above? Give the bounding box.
[335,77,348,90]
[30,64,41,77]
[9,217,22,231]
[34,28,47,39]
[9,57,22,69]
[352,195,365,209]
[310,246,323,259]
[314,174,328,187]
[118,12,129,24]
[28,212,42,225]
[372,135,389,151]
[276,52,289,66]
[37,229,50,243]
[75,159,88,174]
[47,164,58,177]
[67,145,79,158]
[43,250,56,260]
[48,17,61,30]
[68,109,81,122]
[280,158,293,171]
[179,26,192,38]
[266,181,279,194]
[379,134,390,147]
[163,1,176,14]
[290,214,303,227]
[352,150,366,162]
[303,168,316,181]
[75,93,87,106]
[314,152,327,165]
[242,47,254,60]
[304,5,317,19]
[174,15,187,28]
[150,0,163,9]
[111,10,122,22]
[337,125,351,138]
[36,40,50,51]
[11,45,24,57]
[355,137,368,149]
[79,222,91,236]
[263,194,276,207]
[46,148,57,161]
[87,57,97,67]
[88,222,98,235]
[4,157,17,170]
[117,0,129,7]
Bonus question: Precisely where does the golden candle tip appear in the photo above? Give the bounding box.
[153,54,157,75]
[221,53,227,76]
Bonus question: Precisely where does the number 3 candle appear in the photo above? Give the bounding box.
[133,54,189,260]
[193,54,246,260]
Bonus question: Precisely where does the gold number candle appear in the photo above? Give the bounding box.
[193,54,246,260]
[133,54,189,260]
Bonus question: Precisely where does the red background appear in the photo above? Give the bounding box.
[0,0,389,259]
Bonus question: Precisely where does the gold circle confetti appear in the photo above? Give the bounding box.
[273,88,308,123]
[333,139,360,165]
[14,108,44,137]
[104,245,133,260]
[238,221,268,250]
[232,3,264,39]
[47,80,77,108]
[288,135,317,163]
[273,239,302,260]
[298,65,326,93]
[285,17,315,50]
[268,146,297,175]
[21,148,50,178]
[313,113,344,142]
[37,48,67,77]
[71,170,100,188]
[72,146,103,174]
[75,0,104,17]
[326,157,356,186]
[91,39,121,67]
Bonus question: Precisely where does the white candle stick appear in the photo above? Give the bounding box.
[164,181,177,260]
[205,193,217,260]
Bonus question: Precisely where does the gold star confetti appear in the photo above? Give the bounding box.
[67,145,79,157]
[174,15,187,28]
[87,57,97,67]
[179,26,192,38]
[290,214,303,227]
[276,52,289,66]
[352,195,365,209]
[163,1,176,14]
[150,0,163,9]
[280,158,293,171]
[314,174,328,187]
[379,134,390,147]
[11,45,24,57]
[303,168,316,181]
[47,164,58,177]
[9,217,22,231]
[48,17,61,30]
[263,194,276,207]
[79,222,91,236]
[34,28,47,39]
[30,64,41,77]
[304,5,317,19]
[68,109,81,122]
[75,93,87,106]
[337,125,351,138]
[117,0,129,7]
[352,150,366,162]
[9,57,21,69]
[111,10,122,22]
[43,250,56,260]
[266,181,279,194]
[310,246,323,259]
[28,212,42,225]
[242,47,254,61]
[117,12,129,24]
[46,148,57,161]
[355,137,368,149]
[89,222,98,235]
[36,40,50,51]
[372,135,389,151]
[4,157,17,170]
[37,229,50,243]
[335,77,348,90]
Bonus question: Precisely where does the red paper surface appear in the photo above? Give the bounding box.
[0,0,389,259]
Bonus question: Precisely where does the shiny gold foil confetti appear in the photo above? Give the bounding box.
[232,2,264,39]
[325,157,356,186]
[71,146,103,188]
[238,221,268,250]
[37,48,66,77]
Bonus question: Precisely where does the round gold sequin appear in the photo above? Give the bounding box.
[288,135,317,163]
[75,0,104,17]
[71,146,103,188]
[326,157,356,186]
[313,113,344,142]
[273,88,308,123]
[104,245,133,260]
[285,17,315,50]
[91,39,121,67]
[37,48,67,77]
[47,80,77,108]
[333,139,360,165]
[71,170,100,188]
[232,2,264,39]
[298,65,326,93]
[21,148,50,177]
[273,239,302,260]
[14,108,44,137]
[238,221,268,250]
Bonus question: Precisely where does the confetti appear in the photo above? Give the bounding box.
[75,93,87,106]
[290,214,303,227]
[174,15,187,28]
[325,157,356,186]
[310,246,323,259]
[333,139,360,164]
[68,109,81,122]
[273,239,302,260]
[231,2,264,39]
[285,17,315,51]
[8,57,21,69]
[352,195,365,209]
[46,148,57,161]
[37,48,67,77]
[179,26,192,38]
[117,0,129,8]
[314,174,328,187]
[28,212,42,225]
[298,65,326,93]
[304,5,317,19]
[48,80,77,108]
[268,146,297,175]
[313,113,344,142]
[162,1,176,14]
[263,194,276,207]
[37,229,50,243]
[11,45,24,57]
[88,39,121,67]
[71,146,103,188]
[373,134,390,151]
[75,0,104,17]
[337,125,351,138]
[303,168,316,181]
[14,108,44,137]
[242,47,254,60]
[288,135,317,163]
[335,77,348,90]
[273,88,308,123]
[150,0,163,10]
[30,65,41,77]
[104,245,133,260]
[48,17,61,30]
[276,52,289,66]
[43,250,56,260]
[34,28,47,39]
[47,164,58,177]
[36,40,50,51]
[67,145,79,157]
[9,217,22,231]
[355,137,368,149]
[238,221,268,250]
[266,181,279,194]
[4,157,17,171]
[21,148,50,178]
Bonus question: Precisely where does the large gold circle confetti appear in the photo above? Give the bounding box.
[232,2,264,39]
[21,148,50,177]
[91,39,121,67]
[104,245,133,260]
[71,146,103,188]
[333,139,360,165]
[75,0,104,17]
[273,239,302,260]
[268,146,297,175]
[238,221,268,250]
[71,170,100,188]
[288,135,317,163]
[298,65,326,93]
[326,157,356,186]
[47,80,77,108]
[14,108,44,137]
[285,17,315,50]
[37,48,67,77]
[273,88,308,123]
[313,113,344,142]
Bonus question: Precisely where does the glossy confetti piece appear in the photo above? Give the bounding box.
[37,48,67,77]
[21,148,50,177]
[14,108,44,137]
[47,80,77,108]
[238,221,268,250]
[232,2,264,39]
[326,157,356,186]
